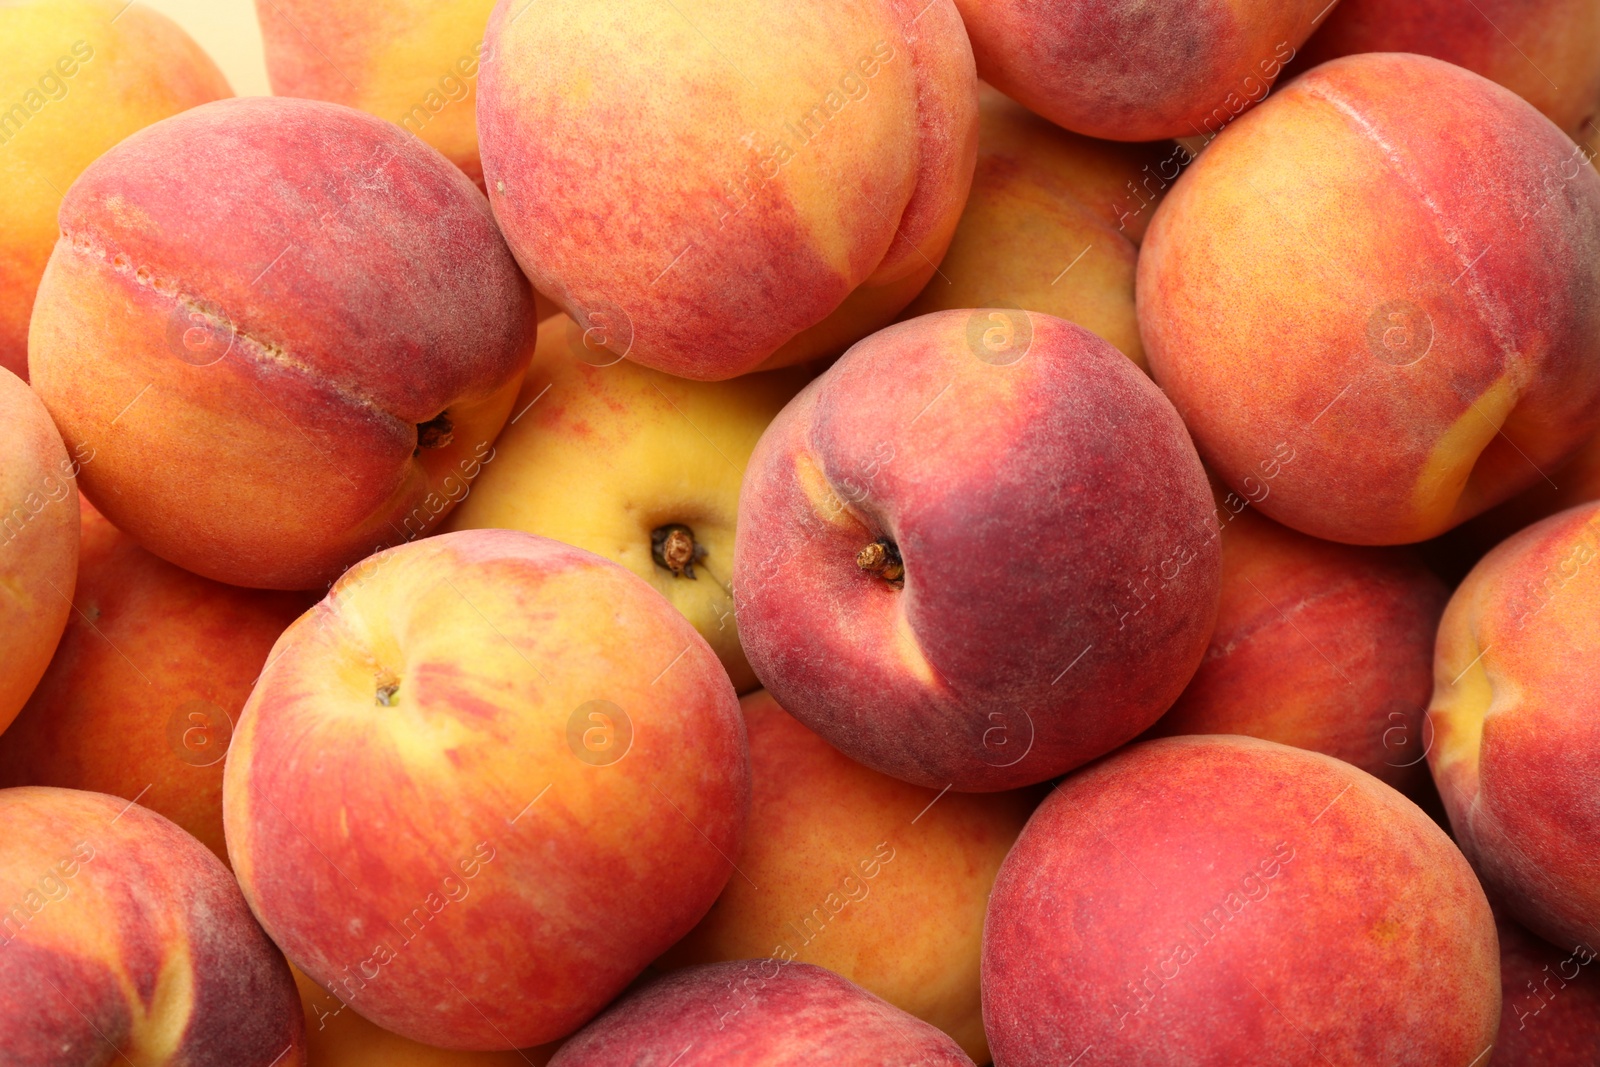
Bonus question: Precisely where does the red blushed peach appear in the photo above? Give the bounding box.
[899,85,1177,370]
[1446,427,1600,569]
[477,0,978,380]
[256,0,495,188]
[659,690,1032,1061]
[952,0,1332,142]
[549,961,974,1066]
[1429,502,1600,953]
[223,529,749,1050]
[0,367,79,733]
[1141,53,1600,546]
[1495,916,1600,1064]
[292,966,559,1066]
[1149,501,1449,795]
[28,96,532,590]
[0,786,305,1063]
[0,0,231,381]
[1300,0,1600,142]
[733,309,1219,792]
[0,497,309,863]
[983,736,1500,1066]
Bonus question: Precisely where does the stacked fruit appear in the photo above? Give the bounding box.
[2,0,1599,1063]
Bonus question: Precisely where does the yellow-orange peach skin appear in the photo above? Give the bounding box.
[0,366,79,734]
[660,691,1031,1061]
[1429,501,1600,953]
[952,0,1332,142]
[476,0,979,379]
[1140,53,1600,546]
[0,786,305,1063]
[900,85,1171,370]
[0,498,309,863]
[255,0,495,187]
[0,0,231,380]
[445,314,810,692]
[224,530,749,1049]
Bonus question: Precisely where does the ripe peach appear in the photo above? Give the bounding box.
[733,309,1219,791]
[476,0,978,380]
[224,529,749,1049]
[660,690,1032,1060]
[445,314,811,692]
[983,736,1500,1066]
[899,86,1175,370]
[1141,53,1600,545]
[952,0,1332,141]
[1300,0,1600,142]
[549,961,974,1065]
[0,367,79,734]
[293,966,558,1065]
[0,497,308,863]
[1449,428,1600,567]
[0,0,230,380]
[28,96,532,590]
[1150,501,1449,794]
[0,786,304,1063]
[1494,916,1600,1065]
[256,0,495,187]
[1429,501,1600,952]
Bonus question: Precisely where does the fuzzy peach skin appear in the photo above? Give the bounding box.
[444,315,811,693]
[1141,53,1600,546]
[223,529,749,1050]
[952,0,1332,142]
[1149,501,1449,795]
[0,367,79,734]
[256,0,495,187]
[292,966,558,1066]
[28,96,532,591]
[660,691,1032,1061]
[1299,0,1600,142]
[1493,916,1600,1065]
[983,736,1500,1066]
[1449,427,1600,568]
[733,309,1219,792]
[550,960,974,1066]
[1428,501,1600,953]
[899,86,1175,370]
[0,0,230,381]
[476,0,978,380]
[0,497,309,864]
[0,786,305,1064]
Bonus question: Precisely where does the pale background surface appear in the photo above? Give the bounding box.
[140,0,271,96]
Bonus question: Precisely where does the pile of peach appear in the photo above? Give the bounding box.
[4,0,1600,1063]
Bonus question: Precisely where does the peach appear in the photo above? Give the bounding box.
[256,0,495,188]
[0,0,230,380]
[1299,0,1600,143]
[982,736,1500,1065]
[476,0,978,380]
[1429,501,1600,952]
[733,309,1219,791]
[1447,427,1600,568]
[223,529,749,1049]
[28,96,533,590]
[549,961,974,1065]
[952,0,1332,142]
[0,366,79,734]
[0,786,304,1063]
[445,314,811,692]
[0,497,309,863]
[899,85,1176,370]
[1141,53,1600,545]
[1149,501,1449,794]
[660,690,1032,1060]
[1494,916,1600,1064]
[293,966,558,1065]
